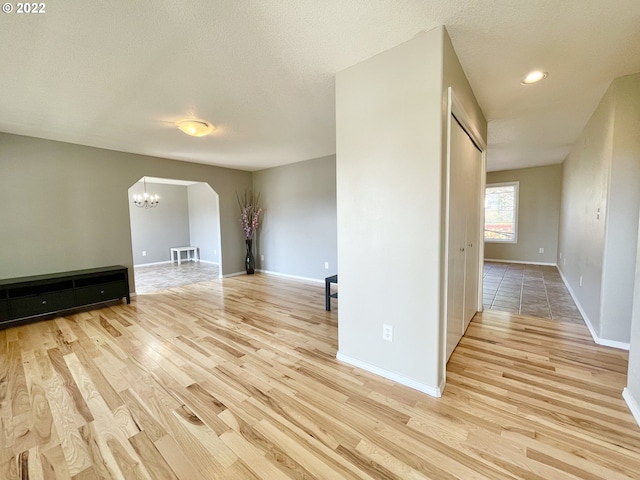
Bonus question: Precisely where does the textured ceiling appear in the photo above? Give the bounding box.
[1,1,639,172]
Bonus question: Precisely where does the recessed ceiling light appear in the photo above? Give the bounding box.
[521,70,548,85]
[177,119,214,137]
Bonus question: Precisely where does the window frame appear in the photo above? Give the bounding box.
[484,181,519,244]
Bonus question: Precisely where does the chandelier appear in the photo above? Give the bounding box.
[133,177,159,208]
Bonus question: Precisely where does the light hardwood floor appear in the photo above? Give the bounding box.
[1,274,639,479]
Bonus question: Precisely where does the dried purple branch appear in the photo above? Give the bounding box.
[237,190,263,240]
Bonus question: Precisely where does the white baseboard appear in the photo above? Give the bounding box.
[256,269,324,284]
[135,260,216,267]
[133,260,172,267]
[596,338,631,350]
[223,271,248,278]
[485,259,557,267]
[623,388,640,428]
[336,352,443,398]
[558,269,630,350]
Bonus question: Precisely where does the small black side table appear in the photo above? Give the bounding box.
[325,274,338,311]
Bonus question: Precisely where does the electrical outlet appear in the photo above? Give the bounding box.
[539,247,544,254]
[142,251,146,256]
[382,324,393,342]
[214,249,217,255]
[261,255,265,261]
[324,262,329,269]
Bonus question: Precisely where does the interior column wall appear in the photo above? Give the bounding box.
[336,26,486,395]
[336,28,445,394]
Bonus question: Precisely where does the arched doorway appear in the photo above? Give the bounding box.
[127,177,222,293]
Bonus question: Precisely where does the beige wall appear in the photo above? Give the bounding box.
[622,72,640,426]
[252,155,337,280]
[336,26,486,395]
[627,214,640,426]
[0,133,252,289]
[484,165,562,264]
[558,73,640,346]
[601,74,640,342]
[558,86,612,335]
[129,182,190,265]
[188,183,221,265]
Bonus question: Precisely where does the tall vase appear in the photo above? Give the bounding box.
[245,239,255,274]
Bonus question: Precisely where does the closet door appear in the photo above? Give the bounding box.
[446,116,482,362]
[464,138,482,329]
[446,118,468,362]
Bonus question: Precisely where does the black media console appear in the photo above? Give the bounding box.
[0,266,130,327]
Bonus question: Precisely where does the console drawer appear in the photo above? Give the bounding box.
[10,290,75,318]
[0,299,8,322]
[75,281,128,305]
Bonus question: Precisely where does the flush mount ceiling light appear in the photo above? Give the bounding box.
[177,119,214,137]
[520,70,548,85]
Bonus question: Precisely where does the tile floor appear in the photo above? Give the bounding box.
[483,261,584,323]
[134,261,220,294]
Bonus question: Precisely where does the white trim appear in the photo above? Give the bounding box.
[623,388,640,428]
[600,338,631,350]
[449,87,486,150]
[485,259,557,267]
[223,271,248,278]
[198,260,220,265]
[558,269,630,350]
[478,149,487,313]
[255,269,324,284]
[336,352,443,398]
[443,91,453,375]
[134,259,220,267]
[133,260,172,267]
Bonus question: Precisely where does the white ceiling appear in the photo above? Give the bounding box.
[1,1,639,172]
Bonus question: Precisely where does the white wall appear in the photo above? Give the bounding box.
[558,73,640,346]
[336,26,486,395]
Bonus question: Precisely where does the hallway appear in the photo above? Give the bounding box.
[482,261,583,323]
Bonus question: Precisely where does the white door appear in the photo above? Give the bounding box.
[446,118,469,361]
[446,116,482,362]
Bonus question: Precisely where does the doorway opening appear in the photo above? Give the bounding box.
[127,177,222,294]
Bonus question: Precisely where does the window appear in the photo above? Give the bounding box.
[484,182,518,243]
